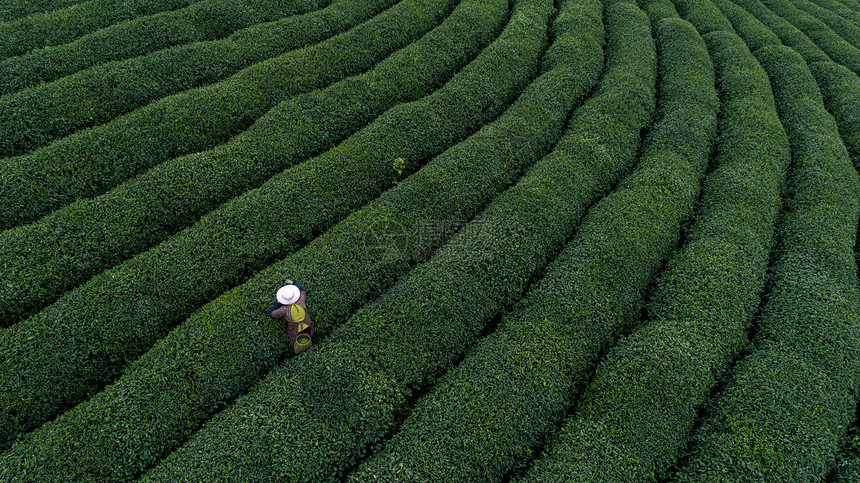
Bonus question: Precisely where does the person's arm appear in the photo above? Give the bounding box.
[293,282,306,292]
[268,302,283,318]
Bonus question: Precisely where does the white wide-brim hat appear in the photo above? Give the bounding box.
[276,285,300,305]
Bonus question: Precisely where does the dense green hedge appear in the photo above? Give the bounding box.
[806,0,860,26]
[0,0,535,453]
[760,0,860,72]
[0,0,335,96]
[0,0,455,160]
[712,0,782,50]
[810,61,860,167]
[674,44,860,483]
[837,0,860,13]
[844,0,860,11]
[731,0,830,61]
[518,30,790,481]
[0,0,197,59]
[831,0,860,10]
[0,1,605,478]
[718,19,860,482]
[668,0,733,33]
[791,0,860,48]
[637,0,679,24]
[0,0,83,22]
[508,17,716,482]
[0,0,408,229]
[140,2,656,481]
[722,0,860,168]
[352,10,726,483]
[833,425,860,482]
[795,0,860,46]
[0,0,464,326]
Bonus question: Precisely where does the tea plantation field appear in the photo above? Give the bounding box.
[1,0,860,480]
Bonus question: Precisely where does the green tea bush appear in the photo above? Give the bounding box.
[354,9,727,483]
[760,0,860,72]
[0,0,539,453]
[0,0,409,229]
[807,0,860,26]
[836,0,860,12]
[674,44,860,483]
[0,0,453,159]
[518,30,790,481]
[0,1,605,478]
[810,60,860,167]
[508,17,717,481]
[793,0,860,47]
[0,0,336,96]
[731,0,830,61]
[140,3,657,481]
[636,0,679,24]
[0,0,197,59]
[712,0,782,50]
[722,0,860,169]
[833,425,860,482]
[669,0,733,33]
[678,346,859,481]
[0,0,84,22]
[0,0,465,326]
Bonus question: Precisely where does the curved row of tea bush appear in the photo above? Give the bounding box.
[0,2,605,478]
[717,0,860,166]
[0,0,411,230]
[730,0,830,60]
[0,0,197,59]
[673,44,860,483]
[667,0,733,33]
[521,29,791,481]
[807,0,860,26]
[0,0,465,326]
[719,0,860,178]
[638,0,678,24]
[0,0,535,453]
[793,0,860,46]
[492,16,715,482]
[0,0,452,160]
[823,0,860,10]
[0,0,334,96]
[759,0,860,72]
[720,0,860,408]
[712,0,781,50]
[839,0,860,12]
[350,14,719,483]
[140,2,657,481]
[811,60,860,167]
[0,0,83,22]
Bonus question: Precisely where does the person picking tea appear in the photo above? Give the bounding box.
[269,279,315,354]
